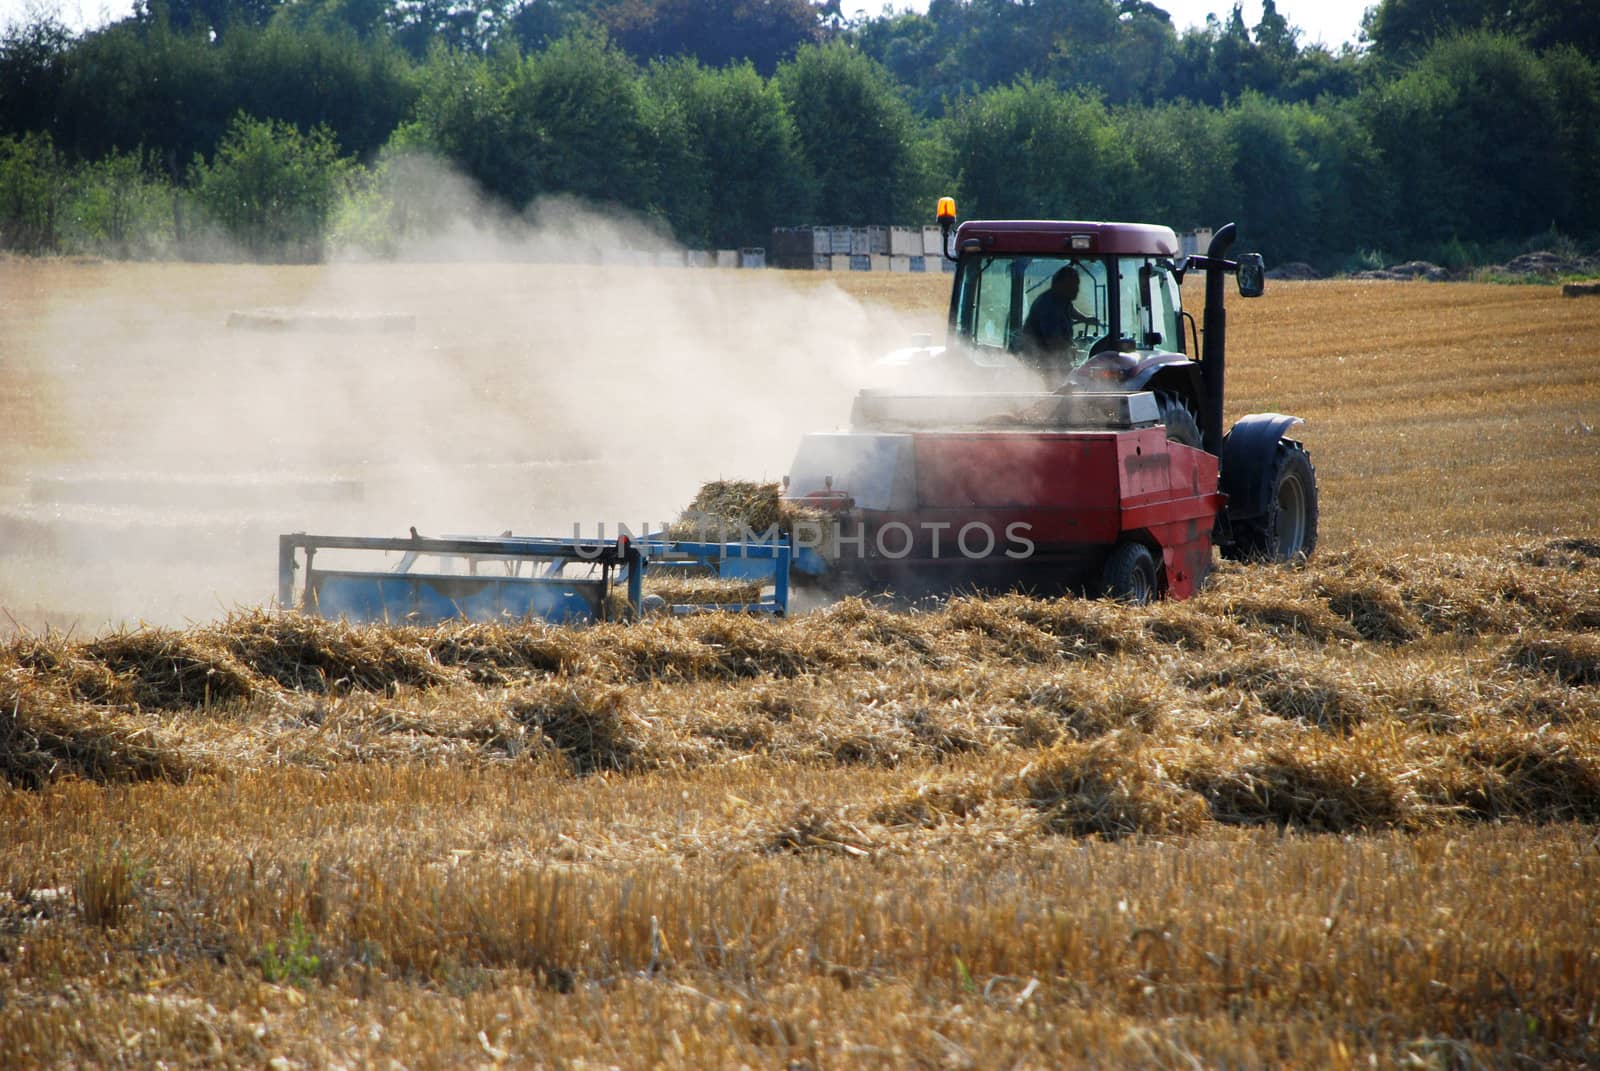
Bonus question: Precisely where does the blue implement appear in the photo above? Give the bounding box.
[278,530,798,625]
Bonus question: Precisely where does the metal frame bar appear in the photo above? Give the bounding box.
[279,533,642,620]
[278,533,793,622]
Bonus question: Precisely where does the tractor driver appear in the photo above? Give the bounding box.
[1020,265,1091,371]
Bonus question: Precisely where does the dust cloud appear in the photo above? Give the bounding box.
[0,155,946,631]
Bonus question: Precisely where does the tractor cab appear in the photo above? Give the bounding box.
[926,203,1264,452]
[947,219,1191,389]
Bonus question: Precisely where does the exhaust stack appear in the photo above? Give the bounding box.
[1200,222,1236,457]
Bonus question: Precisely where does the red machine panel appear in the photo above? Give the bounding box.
[913,432,1123,511]
[847,428,1225,599]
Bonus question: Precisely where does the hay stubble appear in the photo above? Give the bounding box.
[2,264,1599,1067]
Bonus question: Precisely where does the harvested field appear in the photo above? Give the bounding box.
[3,540,1599,1065]
[2,260,1599,1067]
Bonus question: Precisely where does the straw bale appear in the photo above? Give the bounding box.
[1515,536,1600,571]
[1505,632,1600,686]
[763,804,875,856]
[674,615,841,679]
[1008,739,1211,837]
[508,679,649,773]
[1140,602,1248,651]
[1359,664,1474,732]
[425,622,583,684]
[1015,664,1177,737]
[1186,653,1373,731]
[1215,591,1360,644]
[1,677,200,787]
[85,629,256,709]
[806,598,939,664]
[218,612,445,694]
[1440,730,1600,821]
[941,598,1060,663]
[348,692,540,757]
[594,623,726,682]
[1479,677,1596,727]
[1387,553,1600,635]
[954,594,1146,659]
[665,480,830,543]
[875,740,1209,837]
[1314,577,1423,644]
[7,636,135,706]
[872,773,990,828]
[1179,738,1412,832]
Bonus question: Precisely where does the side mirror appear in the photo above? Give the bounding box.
[1236,253,1265,298]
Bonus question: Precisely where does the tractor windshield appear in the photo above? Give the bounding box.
[950,253,1187,363]
[952,254,1111,365]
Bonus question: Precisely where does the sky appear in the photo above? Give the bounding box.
[1,0,1375,50]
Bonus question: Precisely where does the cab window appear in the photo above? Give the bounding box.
[1020,258,1110,357]
[955,254,1112,358]
[1117,257,1184,353]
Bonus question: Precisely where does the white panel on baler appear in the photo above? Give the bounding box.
[786,433,917,511]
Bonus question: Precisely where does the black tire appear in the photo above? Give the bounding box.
[1100,541,1159,604]
[1155,392,1202,448]
[1225,442,1318,563]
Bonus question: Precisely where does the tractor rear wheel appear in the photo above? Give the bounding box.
[1155,392,1202,448]
[1101,541,1159,604]
[1225,442,1318,563]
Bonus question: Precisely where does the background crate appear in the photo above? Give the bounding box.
[889,226,920,255]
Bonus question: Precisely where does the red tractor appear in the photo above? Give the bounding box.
[780,203,1317,602]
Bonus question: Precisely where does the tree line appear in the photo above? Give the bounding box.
[1,0,1596,269]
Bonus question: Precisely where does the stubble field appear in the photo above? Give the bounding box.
[2,257,1599,1069]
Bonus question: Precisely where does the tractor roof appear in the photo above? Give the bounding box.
[954,220,1180,257]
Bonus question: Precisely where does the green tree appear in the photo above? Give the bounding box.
[0,131,66,252]
[1365,0,1600,64]
[57,23,228,168]
[1542,44,1600,236]
[405,31,702,236]
[64,149,176,257]
[389,0,515,56]
[504,0,593,52]
[498,31,668,211]
[944,80,1134,221]
[602,0,820,76]
[189,112,351,260]
[403,43,518,198]
[1117,100,1238,234]
[649,58,810,247]
[135,0,283,41]
[223,24,418,160]
[1358,32,1569,249]
[1220,93,1384,266]
[776,42,928,223]
[0,15,72,138]
[270,0,391,39]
